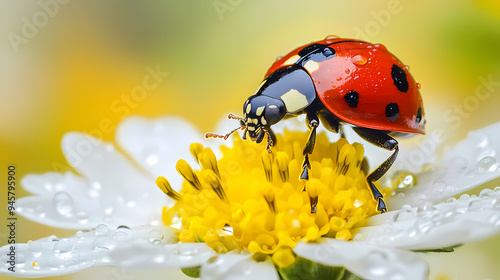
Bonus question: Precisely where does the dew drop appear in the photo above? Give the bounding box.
[325,35,340,40]
[53,192,74,216]
[32,261,40,270]
[468,199,483,211]
[76,211,89,224]
[480,188,494,198]
[416,217,433,233]
[351,55,368,66]
[373,43,387,51]
[53,239,73,259]
[366,251,389,276]
[275,55,283,61]
[446,197,456,203]
[392,171,416,190]
[432,180,446,192]
[48,235,59,242]
[345,69,350,74]
[416,83,421,89]
[92,236,114,251]
[478,156,498,173]
[75,231,84,240]
[148,229,164,245]
[404,65,410,70]
[29,242,43,258]
[459,194,470,201]
[489,214,500,226]
[113,225,132,240]
[393,209,416,222]
[94,224,109,236]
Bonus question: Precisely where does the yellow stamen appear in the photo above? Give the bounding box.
[155,177,182,200]
[158,131,384,266]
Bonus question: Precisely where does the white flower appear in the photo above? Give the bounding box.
[1,115,500,279]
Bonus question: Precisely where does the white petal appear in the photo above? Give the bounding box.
[389,122,500,208]
[200,251,279,280]
[294,239,428,280]
[115,116,205,189]
[0,225,214,278]
[359,188,500,250]
[17,133,166,229]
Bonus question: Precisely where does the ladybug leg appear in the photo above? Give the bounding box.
[352,127,399,213]
[300,113,319,180]
[264,127,277,153]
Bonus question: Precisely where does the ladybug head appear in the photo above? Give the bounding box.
[242,95,286,142]
[205,95,285,150]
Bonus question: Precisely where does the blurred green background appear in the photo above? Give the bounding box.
[1,0,500,279]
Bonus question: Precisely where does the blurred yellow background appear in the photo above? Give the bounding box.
[1,0,500,279]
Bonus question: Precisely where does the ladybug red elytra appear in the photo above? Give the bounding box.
[206,36,425,212]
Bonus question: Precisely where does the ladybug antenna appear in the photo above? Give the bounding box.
[205,114,246,140]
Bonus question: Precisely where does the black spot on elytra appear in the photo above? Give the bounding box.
[391,64,409,92]
[344,90,359,108]
[416,107,422,124]
[385,103,399,121]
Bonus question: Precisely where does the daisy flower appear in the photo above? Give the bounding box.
[1,115,500,279]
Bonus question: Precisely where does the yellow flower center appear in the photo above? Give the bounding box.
[156,130,390,266]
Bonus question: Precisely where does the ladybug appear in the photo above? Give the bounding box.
[206,36,425,212]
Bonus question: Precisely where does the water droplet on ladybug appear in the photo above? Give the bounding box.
[351,55,367,66]
[325,35,340,40]
[405,65,410,70]
[345,69,350,74]
[374,43,387,51]
[275,56,283,61]
[417,83,421,89]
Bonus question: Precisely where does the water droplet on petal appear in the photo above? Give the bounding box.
[148,229,164,245]
[92,236,115,251]
[494,186,500,192]
[94,224,109,236]
[477,156,498,173]
[392,171,416,190]
[113,225,132,240]
[446,197,456,203]
[447,157,468,173]
[75,231,84,240]
[468,199,483,211]
[351,54,368,66]
[53,192,74,216]
[48,235,59,242]
[480,188,494,198]
[459,194,470,201]
[76,211,89,224]
[29,242,43,258]
[32,261,40,270]
[432,180,446,192]
[366,251,389,276]
[393,209,416,222]
[53,239,73,259]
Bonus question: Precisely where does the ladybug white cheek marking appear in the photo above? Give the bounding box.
[304,60,320,73]
[284,54,300,65]
[280,89,309,113]
[246,104,252,114]
[261,116,267,125]
[256,106,265,116]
